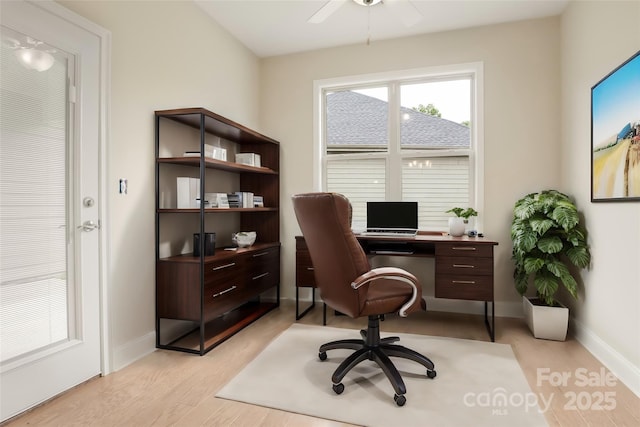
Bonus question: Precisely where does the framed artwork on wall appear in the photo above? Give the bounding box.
[591,49,640,202]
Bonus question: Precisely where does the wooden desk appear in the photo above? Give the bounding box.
[295,233,498,341]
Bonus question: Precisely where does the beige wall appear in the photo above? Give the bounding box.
[60,0,261,370]
[260,17,561,315]
[560,0,640,390]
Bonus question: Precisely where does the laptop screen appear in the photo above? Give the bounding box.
[366,201,418,231]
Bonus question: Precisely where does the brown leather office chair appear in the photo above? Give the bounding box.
[292,192,436,406]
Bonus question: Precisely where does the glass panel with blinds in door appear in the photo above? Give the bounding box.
[322,74,475,231]
[0,26,74,363]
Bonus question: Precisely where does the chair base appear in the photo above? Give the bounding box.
[318,315,436,406]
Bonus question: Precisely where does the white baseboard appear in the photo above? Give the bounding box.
[572,318,640,398]
[111,331,156,372]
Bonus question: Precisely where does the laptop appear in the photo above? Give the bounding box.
[361,201,418,237]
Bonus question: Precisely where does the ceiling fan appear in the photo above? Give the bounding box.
[308,0,423,27]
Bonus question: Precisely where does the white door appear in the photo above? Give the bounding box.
[0,1,104,421]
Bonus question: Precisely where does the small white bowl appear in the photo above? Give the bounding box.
[233,231,256,247]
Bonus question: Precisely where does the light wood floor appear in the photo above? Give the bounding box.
[5,301,639,426]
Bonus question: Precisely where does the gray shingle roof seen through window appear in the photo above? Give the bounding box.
[326,91,469,149]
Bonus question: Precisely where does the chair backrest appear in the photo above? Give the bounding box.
[292,192,370,317]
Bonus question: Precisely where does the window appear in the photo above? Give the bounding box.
[315,64,483,231]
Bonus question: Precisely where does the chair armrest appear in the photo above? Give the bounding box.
[351,267,419,317]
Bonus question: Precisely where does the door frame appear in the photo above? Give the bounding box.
[35,0,112,376]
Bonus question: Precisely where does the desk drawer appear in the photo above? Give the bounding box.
[436,243,493,258]
[435,274,493,300]
[436,256,493,276]
[296,250,316,288]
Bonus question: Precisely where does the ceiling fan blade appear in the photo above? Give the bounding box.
[308,0,348,24]
[384,0,423,27]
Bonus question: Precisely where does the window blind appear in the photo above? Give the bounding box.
[0,27,69,362]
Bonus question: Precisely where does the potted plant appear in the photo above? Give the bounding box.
[446,207,478,237]
[510,190,591,341]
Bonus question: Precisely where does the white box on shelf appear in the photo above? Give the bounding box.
[235,152,261,167]
[210,147,227,161]
[176,177,200,208]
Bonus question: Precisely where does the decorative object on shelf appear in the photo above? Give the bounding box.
[235,152,261,167]
[232,231,256,248]
[445,207,477,237]
[193,232,216,257]
[183,144,226,160]
[511,189,591,341]
[176,177,200,208]
[591,49,640,202]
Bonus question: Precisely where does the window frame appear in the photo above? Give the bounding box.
[313,62,484,231]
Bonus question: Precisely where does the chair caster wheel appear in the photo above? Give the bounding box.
[427,369,437,379]
[319,351,327,361]
[394,394,406,406]
[332,383,344,394]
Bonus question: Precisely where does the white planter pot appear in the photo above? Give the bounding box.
[522,296,569,341]
[448,217,466,237]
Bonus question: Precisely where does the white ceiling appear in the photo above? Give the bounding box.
[194,0,568,58]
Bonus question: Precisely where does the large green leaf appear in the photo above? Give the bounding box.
[538,236,563,254]
[545,258,570,278]
[534,273,559,306]
[513,227,537,253]
[551,204,579,231]
[567,245,591,268]
[524,257,545,274]
[514,197,536,220]
[529,216,555,236]
[514,269,529,295]
[567,227,586,246]
[559,272,578,299]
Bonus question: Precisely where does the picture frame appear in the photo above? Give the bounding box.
[591,50,640,202]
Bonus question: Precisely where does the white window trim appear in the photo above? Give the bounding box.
[312,62,484,231]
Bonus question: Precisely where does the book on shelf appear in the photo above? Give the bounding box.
[227,191,254,208]
[253,195,264,208]
[213,193,229,208]
[176,177,200,208]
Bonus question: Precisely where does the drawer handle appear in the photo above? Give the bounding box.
[452,280,476,284]
[252,251,270,258]
[212,262,236,271]
[306,267,314,271]
[452,247,477,251]
[213,285,237,298]
[252,272,269,281]
[453,264,475,268]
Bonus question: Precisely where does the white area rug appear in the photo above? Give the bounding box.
[217,324,548,427]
